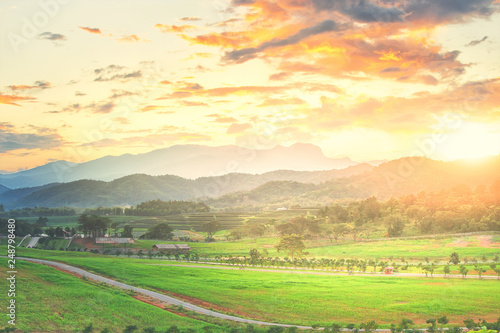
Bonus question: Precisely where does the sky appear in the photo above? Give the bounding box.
[0,0,499,173]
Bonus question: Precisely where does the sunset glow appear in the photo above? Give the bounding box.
[1,0,499,172]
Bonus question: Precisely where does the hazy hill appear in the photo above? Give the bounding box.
[0,183,59,204]
[2,164,371,208]
[0,143,357,189]
[0,184,10,195]
[209,156,500,207]
[2,155,499,209]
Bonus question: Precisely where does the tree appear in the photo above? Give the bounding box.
[111,222,120,236]
[459,265,468,279]
[475,265,485,279]
[426,319,437,333]
[490,264,500,279]
[443,265,450,278]
[143,223,173,240]
[122,225,134,238]
[229,229,242,240]
[385,214,405,237]
[331,223,348,243]
[399,318,414,331]
[45,227,56,238]
[326,323,343,333]
[275,234,307,260]
[449,252,460,265]
[37,216,48,227]
[77,214,110,238]
[55,226,64,238]
[0,204,4,212]
[437,316,449,333]
[360,321,378,333]
[249,248,261,263]
[276,222,301,235]
[247,223,265,240]
[201,218,221,239]
[33,226,43,236]
[463,319,479,331]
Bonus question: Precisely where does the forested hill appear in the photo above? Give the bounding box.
[209,156,500,208]
[0,184,10,195]
[1,155,499,208]
[0,164,372,208]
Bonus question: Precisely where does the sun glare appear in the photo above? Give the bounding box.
[437,122,500,160]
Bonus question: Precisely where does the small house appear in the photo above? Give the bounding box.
[384,266,393,274]
[152,244,191,252]
[95,237,134,245]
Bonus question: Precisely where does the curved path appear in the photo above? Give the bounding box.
[17,257,310,329]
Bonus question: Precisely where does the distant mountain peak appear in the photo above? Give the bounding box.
[0,143,358,189]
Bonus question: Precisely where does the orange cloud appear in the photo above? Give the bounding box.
[8,81,51,91]
[258,97,306,107]
[180,31,252,48]
[0,94,36,106]
[79,26,101,34]
[198,85,287,97]
[287,78,500,134]
[139,105,164,112]
[155,24,195,33]
[169,0,488,83]
[118,34,149,43]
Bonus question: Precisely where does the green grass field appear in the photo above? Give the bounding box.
[19,215,80,228]
[305,235,500,260]
[127,234,500,262]
[12,249,500,327]
[0,261,233,332]
[16,208,315,233]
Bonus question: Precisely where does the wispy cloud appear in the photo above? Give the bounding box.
[118,34,150,43]
[38,32,67,41]
[155,24,195,33]
[180,17,202,22]
[0,94,36,106]
[223,20,339,63]
[466,36,488,47]
[79,26,101,34]
[8,81,51,91]
[93,65,142,82]
[0,127,63,153]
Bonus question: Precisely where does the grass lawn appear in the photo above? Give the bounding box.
[13,249,500,327]
[19,215,80,228]
[0,260,235,332]
[306,235,500,260]
[130,234,500,262]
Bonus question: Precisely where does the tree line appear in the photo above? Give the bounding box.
[124,199,209,216]
[68,313,500,333]
[0,206,76,218]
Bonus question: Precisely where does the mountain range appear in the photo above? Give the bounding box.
[1,154,499,209]
[0,143,358,189]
